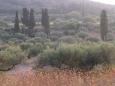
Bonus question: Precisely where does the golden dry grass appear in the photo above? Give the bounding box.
[0,69,115,86]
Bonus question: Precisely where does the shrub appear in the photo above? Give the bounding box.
[0,30,11,41]
[86,37,100,42]
[35,32,47,38]
[39,48,60,67]
[28,44,44,57]
[12,33,27,41]
[62,22,79,31]
[50,35,59,41]
[63,30,76,35]
[26,37,51,44]
[78,31,89,39]
[106,33,114,41]
[20,42,46,58]
[0,46,25,66]
[20,42,33,51]
[39,42,113,70]
[8,38,23,43]
[50,31,63,41]
[58,36,77,44]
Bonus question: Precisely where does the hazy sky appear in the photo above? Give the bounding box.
[91,0,115,5]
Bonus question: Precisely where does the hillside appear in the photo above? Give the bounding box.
[0,0,115,15]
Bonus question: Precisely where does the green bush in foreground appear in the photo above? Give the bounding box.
[28,44,44,58]
[0,46,25,66]
[39,42,114,70]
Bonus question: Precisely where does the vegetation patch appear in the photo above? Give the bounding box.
[39,42,114,70]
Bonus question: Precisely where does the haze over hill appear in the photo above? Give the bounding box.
[91,0,115,5]
[0,0,115,15]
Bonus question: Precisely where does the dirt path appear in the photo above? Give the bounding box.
[7,64,33,74]
[6,57,37,74]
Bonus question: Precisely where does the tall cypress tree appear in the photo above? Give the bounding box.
[41,9,45,27]
[28,9,36,37]
[41,8,50,38]
[29,9,35,29]
[21,8,29,27]
[14,11,20,33]
[100,10,108,41]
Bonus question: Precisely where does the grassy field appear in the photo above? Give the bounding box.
[0,69,115,86]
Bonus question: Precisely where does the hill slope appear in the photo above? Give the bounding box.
[0,0,115,15]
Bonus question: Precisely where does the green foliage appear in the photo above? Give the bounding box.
[63,22,80,32]
[20,42,33,51]
[11,33,27,41]
[21,8,29,26]
[35,32,47,38]
[0,46,25,66]
[14,11,20,33]
[20,42,47,58]
[8,38,23,43]
[29,9,35,28]
[0,30,11,41]
[78,31,89,39]
[100,10,108,41]
[39,42,113,70]
[58,36,77,44]
[63,30,76,35]
[106,33,114,41]
[86,37,100,42]
[0,30,27,42]
[42,8,50,38]
[28,44,43,57]
[26,37,51,44]
[6,33,27,43]
[28,9,36,37]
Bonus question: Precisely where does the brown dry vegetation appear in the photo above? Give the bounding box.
[0,69,115,86]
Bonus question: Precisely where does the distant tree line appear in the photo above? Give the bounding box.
[14,8,50,38]
[14,8,108,41]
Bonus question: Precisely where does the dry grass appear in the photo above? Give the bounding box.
[0,69,115,86]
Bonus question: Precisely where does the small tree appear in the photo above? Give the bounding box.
[100,10,108,41]
[21,8,29,27]
[41,8,50,38]
[14,11,20,33]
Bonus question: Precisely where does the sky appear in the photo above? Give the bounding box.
[91,0,115,5]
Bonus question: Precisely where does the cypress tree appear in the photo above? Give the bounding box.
[41,8,50,38]
[21,8,29,27]
[29,9,35,29]
[100,10,108,41]
[14,11,20,33]
[28,9,36,37]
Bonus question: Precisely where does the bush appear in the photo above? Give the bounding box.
[20,42,33,51]
[12,33,27,41]
[58,36,77,44]
[0,30,11,41]
[78,31,89,39]
[106,33,114,41]
[86,37,100,42]
[20,42,45,58]
[63,30,76,35]
[35,32,47,38]
[28,44,44,57]
[26,37,51,44]
[50,31,63,41]
[0,46,25,66]
[39,42,113,70]
[8,38,23,43]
